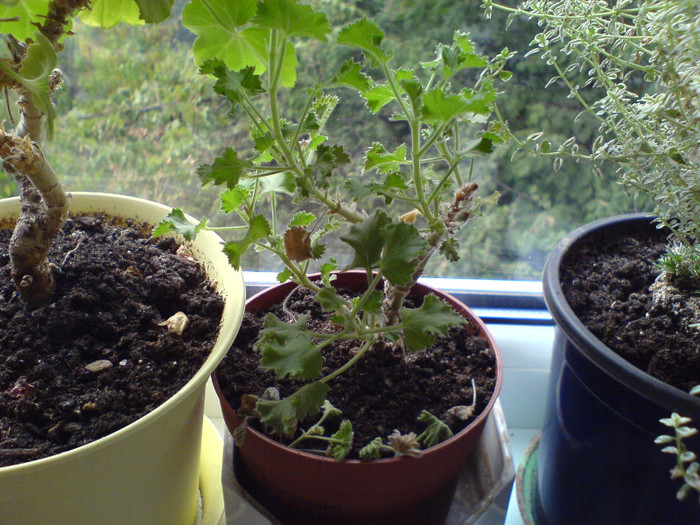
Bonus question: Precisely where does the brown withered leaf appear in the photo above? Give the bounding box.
[284,226,313,262]
[387,430,422,458]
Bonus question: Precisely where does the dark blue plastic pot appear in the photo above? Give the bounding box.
[538,214,700,525]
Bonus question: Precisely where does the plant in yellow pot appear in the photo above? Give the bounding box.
[0,2,245,524]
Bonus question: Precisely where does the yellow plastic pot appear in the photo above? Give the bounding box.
[0,193,245,525]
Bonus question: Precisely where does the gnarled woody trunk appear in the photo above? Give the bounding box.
[1,130,68,307]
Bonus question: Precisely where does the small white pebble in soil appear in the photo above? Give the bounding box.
[85,359,113,373]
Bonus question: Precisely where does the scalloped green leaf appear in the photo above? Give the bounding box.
[381,222,428,285]
[133,0,174,23]
[417,410,453,447]
[257,382,330,436]
[252,0,329,40]
[197,147,251,189]
[340,209,392,273]
[0,32,57,135]
[81,0,144,28]
[332,59,372,92]
[327,420,353,461]
[364,143,407,174]
[400,294,463,352]
[183,0,298,87]
[0,0,48,42]
[337,17,391,67]
[153,208,207,241]
[223,214,271,269]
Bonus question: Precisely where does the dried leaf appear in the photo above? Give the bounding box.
[284,226,313,262]
[387,430,422,458]
[158,311,189,335]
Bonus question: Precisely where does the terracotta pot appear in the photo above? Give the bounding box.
[538,214,700,524]
[213,272,503,525]
[0,193,246,525]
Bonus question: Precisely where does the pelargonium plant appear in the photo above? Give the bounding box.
[158,0,511,459]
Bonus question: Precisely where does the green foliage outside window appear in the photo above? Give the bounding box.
[0,0,649,279]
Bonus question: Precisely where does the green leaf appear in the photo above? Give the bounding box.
[220,187,248,213]
[340,209,392,273]
[417,410,453,447]
[290,211,316,227]
[327,420,353,461]
[311,144,350,177]
[421,87,472,124]
[81,0,144,27]
[223,214,271,269]
[400,294,463,352]
[258,314,322,379]
[315,286,344,313]
[332,60,372,92]
[253,0,330,40]
[183,0,298,87]
[197,147,250,188]
[337,17,391,67]
[0,0,48,42]
[206,61,264,102]
[439,238,460,262]
[257,382,330,436]
[320,259,338,286]
[360,437,384,460]
[361,82,396,114]
[277,267,293,283]
[0,32,57,136]
[133,0,174,23]
[359,289,383,315]
[153,208,207,241]
[364,143,407,174]
[380,222,427,285]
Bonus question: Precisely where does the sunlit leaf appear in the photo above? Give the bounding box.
[153,208,207,241]
[197,147,250,188]
[0,32,57,135]
[81,0,144,27]
[337,17,391,67]
[0,0,49,42]
[253,0,329,40]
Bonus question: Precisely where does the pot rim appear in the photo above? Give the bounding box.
[542,212,700,416]
[0,192,245,474]
[214,271,503,465]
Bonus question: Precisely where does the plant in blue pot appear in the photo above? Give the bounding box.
[484,0,699,523]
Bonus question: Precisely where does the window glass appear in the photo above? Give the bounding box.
[1,1,649,280]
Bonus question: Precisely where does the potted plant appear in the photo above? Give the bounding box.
[485,0,700,522]
[158,1,512,523]
[0,2,245,524]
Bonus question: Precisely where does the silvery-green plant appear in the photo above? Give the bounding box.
[484,0,700,285]
[656,386,700,504]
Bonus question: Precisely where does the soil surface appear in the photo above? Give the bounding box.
[0,214,223,467]
[215,286,497,459]
[561,227,700,392]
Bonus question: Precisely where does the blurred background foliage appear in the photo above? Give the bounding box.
[0,0,650,279]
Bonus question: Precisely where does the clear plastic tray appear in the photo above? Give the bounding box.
[220,400,515,525]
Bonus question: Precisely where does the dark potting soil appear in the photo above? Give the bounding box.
[561,227,700,392]
[0,214,223,467]
[215,287,497,459]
